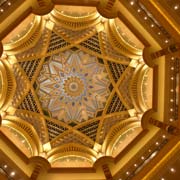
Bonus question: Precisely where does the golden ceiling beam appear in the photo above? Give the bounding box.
[132,137,180,180]
[116,1,161,49]
[139,0,180,41]
[0,1,31,40]
[0,131,34,178]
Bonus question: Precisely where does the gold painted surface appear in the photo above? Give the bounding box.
[0,5,152,169]
[0,1,174,179]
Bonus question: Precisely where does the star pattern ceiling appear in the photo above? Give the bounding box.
[36,49,110,123]
[0,8,145,166]
[0,1,176,178]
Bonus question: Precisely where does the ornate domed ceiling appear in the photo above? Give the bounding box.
[0,4,152,169]
[36,49,110,123]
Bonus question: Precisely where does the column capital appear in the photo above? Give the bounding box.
[96,0,118,19]
[29,156,51,179]
[31,0,54,15]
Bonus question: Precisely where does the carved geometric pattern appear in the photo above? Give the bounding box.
[118,67,135,108]
[108,61,128,83]
[54,25,96,43]
[51,131,94,149]
[47,31,70,53]
[15,110,47,143]
[46,119,68,141]
[100,31,131,62]
[77,120,100,141]
[12,64,28,107]
[80,33,101,54]
[18,91,40,113]
[98,113,130,144]
[106,93,127,114]
[36,49,110,123]
[19,59,41,81]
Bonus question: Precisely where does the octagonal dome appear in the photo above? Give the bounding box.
[0,4,153,171]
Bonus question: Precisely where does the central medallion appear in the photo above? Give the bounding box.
[36,49,110,123]
[63,76,84,97]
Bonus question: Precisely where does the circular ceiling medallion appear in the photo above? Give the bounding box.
[63,76,84,97]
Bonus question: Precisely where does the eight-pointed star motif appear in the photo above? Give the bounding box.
[37,50,110,123]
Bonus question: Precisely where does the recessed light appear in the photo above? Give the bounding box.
[130,1,134,5]
[141,156,145,160]
[174,5,179,10]
[170,168,175,173]
[144,16,147,20]
[151,24,154,27]
[170,118,173,122]
[10,171,15,176]
[137,9,141,13]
